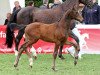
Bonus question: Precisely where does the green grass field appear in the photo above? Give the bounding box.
[0,54,100,75]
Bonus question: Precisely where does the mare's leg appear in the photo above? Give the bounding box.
[52,44,59,71]
[58,45,65,60]
[14,28,24,56]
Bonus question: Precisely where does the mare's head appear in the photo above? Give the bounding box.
[79,0,94,7]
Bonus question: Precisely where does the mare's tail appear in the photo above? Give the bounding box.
[5,22,26,48]
[5,9,21,48]
[5,23,20,48]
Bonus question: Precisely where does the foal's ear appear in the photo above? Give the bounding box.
[64,9,72,17]
[73,5,78,11]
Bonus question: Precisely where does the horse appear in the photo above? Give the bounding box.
[5,0,94,59]
[14,6,83,70]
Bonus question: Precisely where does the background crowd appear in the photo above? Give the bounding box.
[4,0,100,25]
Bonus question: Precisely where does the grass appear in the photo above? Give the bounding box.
[0,54,100,75]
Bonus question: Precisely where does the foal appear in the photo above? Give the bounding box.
[14,8,83,70]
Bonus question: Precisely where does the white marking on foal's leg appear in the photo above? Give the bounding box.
[67,46,75,57]
[29,58,33,67]
[30,46,37,59]
[14,50,19,56]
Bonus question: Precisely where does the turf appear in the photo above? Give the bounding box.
[0,54,100,75]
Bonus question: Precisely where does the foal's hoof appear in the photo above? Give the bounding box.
[52,66,58,71]
[33,56,37,60]
[74,55,78,65]
[52,67,58,71]
[29,65,32,68]
[74,60,77,66]
[14,67,19,70]
[14,62,18,67]
[58,55,65,60]
[14,64,17,68]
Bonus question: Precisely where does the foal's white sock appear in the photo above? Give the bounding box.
[78,51,82,59]
[29,58,33,66]
[67,46,75,57]
[30,46,37,57]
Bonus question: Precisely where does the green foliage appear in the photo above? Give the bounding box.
[25,0,53,7]
[25,0,66,7]
[0,54,100,75]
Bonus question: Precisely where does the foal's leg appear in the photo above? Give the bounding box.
[14,39,38,68]
[52,44,59,71]
[30,46,37,60]
[65,41,80,65]
[69,30,79,45]
[14,42,28,67]
[58,30,79,59]
[14,42,33,68]
[58,45,65,60]
[58,31,80,60]
[25,47,33,68]
[15,29,37,60]
[67,30,80,57]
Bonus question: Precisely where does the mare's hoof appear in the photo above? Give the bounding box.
[59,55,65,60]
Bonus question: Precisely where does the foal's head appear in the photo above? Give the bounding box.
[68,9,83,23]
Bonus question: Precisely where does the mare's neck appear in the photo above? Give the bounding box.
[61,0,77,12]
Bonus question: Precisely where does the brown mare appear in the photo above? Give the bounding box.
[14,5,83,70]
[5,0,93,59]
